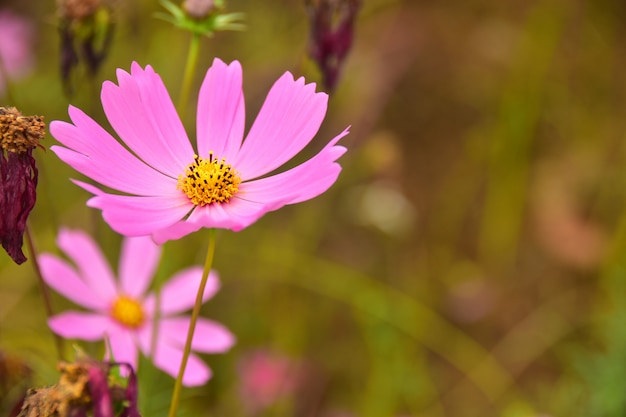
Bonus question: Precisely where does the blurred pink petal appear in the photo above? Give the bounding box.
[39,254,109,310]
[48,312,111,340]
[144,267,218,314]
[152,341,212,386]
[106,325,140,371]
[118,236,162,298]
[0,10,34,95]
[160,317,235,353]
[238,350,304,413]
[51,58,348,242]
[56,229,117,301]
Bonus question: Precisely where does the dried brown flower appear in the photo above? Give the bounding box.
[0,107,44,264]
[18,359,141,417]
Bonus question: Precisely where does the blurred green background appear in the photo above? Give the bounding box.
[4,0,626,416]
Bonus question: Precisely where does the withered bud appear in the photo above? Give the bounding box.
[56,0,114,95]
[57,0,102,20]
[183,0,217,19]
[0,107,43,265]
[306,0,360,92]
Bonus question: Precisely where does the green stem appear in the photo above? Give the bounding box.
[25,224,65,361]
[177,32,202,119]
[167,228,216,417]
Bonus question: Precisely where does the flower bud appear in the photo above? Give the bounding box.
[306,0,361,92]
[183,0,216,19]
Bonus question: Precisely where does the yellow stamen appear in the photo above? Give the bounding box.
[111,296,144,329]
[177,152,241,206]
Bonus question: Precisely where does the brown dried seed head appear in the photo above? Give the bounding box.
[0,107,45,154]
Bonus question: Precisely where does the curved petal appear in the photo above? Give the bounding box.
[152,221,204,245]
[39,253,110,310]
[184,199,270,232]
[48,312,110,340]
[152,342,212,386]
[106,325,139,372]
[119,236,162,298]
[197,59,245,160]
[56,228,118,301]
[50,107,177,196]
[86,192,193,237]
[101,63,194,177]
[238,127,348,206]
[143,268,219,315]
[159,317,235,353]
[150,195,274,241]
[233,72,328,180]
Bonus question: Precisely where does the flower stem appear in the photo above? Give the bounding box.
[25,223,65,361]
[167,228,216,417]
[177,32,201,119]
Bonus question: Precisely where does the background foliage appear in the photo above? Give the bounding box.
[2,0,626,416]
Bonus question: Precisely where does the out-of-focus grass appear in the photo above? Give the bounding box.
[5,0,626,416]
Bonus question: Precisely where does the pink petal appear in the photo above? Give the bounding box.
[152,221,204,245]
[151,197,274,242]
[196,59,245,161]
[239,127,349,206]
[56,228,118,301]
[119,236,162,298]
[101,63,194,177]
[48,312,110,340]
[86,192,193,237]
[106,325,140,372]
[143,268,219,315]
[50,107,177,196]
[233,72,328,180]
[39,253,110,310]
[184,200,270,232]
[152,342,212,386]
[159,317,235,353]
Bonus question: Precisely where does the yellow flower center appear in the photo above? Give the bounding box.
[177,152,241,206]
[111,296,145,329]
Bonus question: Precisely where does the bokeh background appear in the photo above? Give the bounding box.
[3,0,626,416]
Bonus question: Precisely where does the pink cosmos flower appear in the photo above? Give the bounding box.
[40,228,235,386]
[50,58,349,243]
[0,10,34,96]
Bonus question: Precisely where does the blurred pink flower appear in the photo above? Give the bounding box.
[50,58,349,243]
[238,349,303,413]
[40,228,235,386]
[0,10,34,96]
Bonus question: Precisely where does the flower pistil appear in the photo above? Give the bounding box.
[111,296,144,329]
[178,152,241,206]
